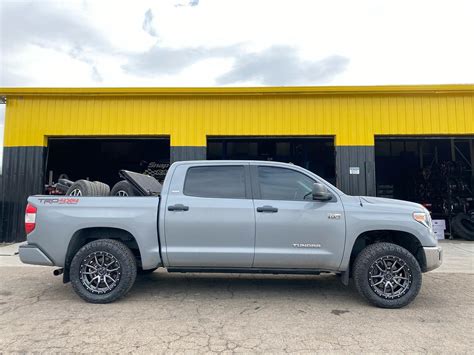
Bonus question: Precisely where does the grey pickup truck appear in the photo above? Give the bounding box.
[20,160,442,308]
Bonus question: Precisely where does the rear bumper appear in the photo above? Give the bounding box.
[19,244,54,266]
[423,246,443,272]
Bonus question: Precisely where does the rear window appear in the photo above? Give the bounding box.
[183,166,246,199]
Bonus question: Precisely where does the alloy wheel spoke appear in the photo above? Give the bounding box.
[373,279,384,286]
[369,255,412,300]
[103,276,110,290]
[370,274,384,279]
[80,251,121,294]
[393,265,405,273]
[105,260,115,267]
[393,279,404,287]
[90,275,100,286]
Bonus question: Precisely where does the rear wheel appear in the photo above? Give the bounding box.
[70,239,137,303]
[353,242,422,308]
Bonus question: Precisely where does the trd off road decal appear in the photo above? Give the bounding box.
[37,198,79,205]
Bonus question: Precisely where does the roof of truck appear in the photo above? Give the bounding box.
[171,160,297,166]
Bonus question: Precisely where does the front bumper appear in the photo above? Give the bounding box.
[423,246,443,272]
[19,244,54,266]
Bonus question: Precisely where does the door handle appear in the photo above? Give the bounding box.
[168,204,189,211]
[256,205,278,213]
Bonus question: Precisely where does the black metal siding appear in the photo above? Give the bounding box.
[336,146,376,196]
[0,147,45,242]
[170,146,206,163]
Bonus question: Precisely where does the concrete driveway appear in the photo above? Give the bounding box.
[0,240,473,353]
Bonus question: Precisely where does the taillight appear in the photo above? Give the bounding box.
[25,204,37,234]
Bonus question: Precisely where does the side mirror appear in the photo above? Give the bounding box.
[312,183,332,201]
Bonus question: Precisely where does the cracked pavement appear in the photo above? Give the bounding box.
[0,267,473,353]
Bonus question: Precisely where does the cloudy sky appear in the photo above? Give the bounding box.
[0,0,474,169]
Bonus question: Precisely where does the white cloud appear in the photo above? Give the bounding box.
[0,0,473,87]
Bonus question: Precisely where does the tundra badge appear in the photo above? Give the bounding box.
[293,243,321,248]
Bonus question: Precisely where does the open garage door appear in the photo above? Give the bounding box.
[375,137,474,238]
[46,137,170,187]
[207,137,336,184]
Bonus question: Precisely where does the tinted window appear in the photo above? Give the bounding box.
[184,166,246,199]
[258,166,315,201]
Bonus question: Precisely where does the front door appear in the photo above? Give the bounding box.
[163,164,255,268]
[252,165,345,270]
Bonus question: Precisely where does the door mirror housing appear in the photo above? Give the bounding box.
[312,183,332,201]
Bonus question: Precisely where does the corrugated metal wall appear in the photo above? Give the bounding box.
[4,92,474,148]
[336,146,376,196]
[0,147,45,242]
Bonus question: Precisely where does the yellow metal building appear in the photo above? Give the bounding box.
[1,84,473,241]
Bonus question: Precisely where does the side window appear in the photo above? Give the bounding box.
[184,165,246,199]
[258,166,315,201]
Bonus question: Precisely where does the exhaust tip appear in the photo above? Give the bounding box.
[53,268,64,276]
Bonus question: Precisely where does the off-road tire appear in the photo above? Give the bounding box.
[93,181,111,196]
[451,213,474,241]
[70,239,137,303]
[66,180,95,196]
[110,180,139,196]
[353,242,422,308]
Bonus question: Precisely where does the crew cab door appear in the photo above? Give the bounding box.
[251,165,345,270]
[163,163,255,268]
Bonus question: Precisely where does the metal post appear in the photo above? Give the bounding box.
[470,139,474,177]
[451,138,456,161]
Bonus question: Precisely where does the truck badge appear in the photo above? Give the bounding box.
[293,243,321,248]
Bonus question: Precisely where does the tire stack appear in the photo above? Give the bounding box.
[451,213,474,241]
[66,180,110,197]
[65,179,140,197]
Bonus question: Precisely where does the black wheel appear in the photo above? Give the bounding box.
[353,242,422,308]
[110,180,139,197]
[70,239,137,303]
[451,213,474,241]
[66,180,96,196]
[93,181,111,196]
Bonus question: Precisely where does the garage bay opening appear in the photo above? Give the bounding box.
[46,137,170,188]
[375,137,473,239]
[207,137,336,185]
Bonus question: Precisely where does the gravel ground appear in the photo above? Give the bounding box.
[0,267,473,353]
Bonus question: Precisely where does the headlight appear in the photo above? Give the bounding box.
[413,211,432,229]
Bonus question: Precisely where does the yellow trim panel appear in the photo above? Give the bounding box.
[2,85,473,147]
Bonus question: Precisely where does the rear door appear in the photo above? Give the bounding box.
[252,164,346,270]
[163,163,255,268]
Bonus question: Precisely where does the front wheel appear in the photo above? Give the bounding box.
[353,242,422,308]
[70,239,137,303]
